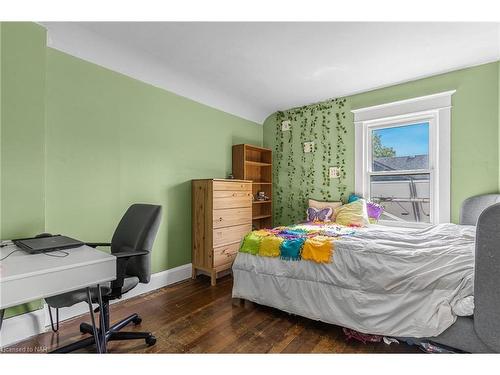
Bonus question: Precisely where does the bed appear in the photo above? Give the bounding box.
[232,194,500,353]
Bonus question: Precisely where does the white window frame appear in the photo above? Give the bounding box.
[352,91,455,228]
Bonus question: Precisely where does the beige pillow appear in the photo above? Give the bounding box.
[334,199,370,227]
[308,199,342,221]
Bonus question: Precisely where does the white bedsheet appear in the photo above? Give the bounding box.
[232,223,475,338]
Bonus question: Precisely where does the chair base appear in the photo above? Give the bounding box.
[51,313,156,353]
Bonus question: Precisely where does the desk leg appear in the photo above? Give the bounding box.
[49,285,106,354]
[0,309,4,331]
[95,285,107,353]
[86,287,102,354]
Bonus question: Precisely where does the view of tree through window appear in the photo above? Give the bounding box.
[372,133,396,158]
[370,122,430,223]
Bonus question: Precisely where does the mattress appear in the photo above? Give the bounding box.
[232,223,475,338]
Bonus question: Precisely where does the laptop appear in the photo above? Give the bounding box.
[14,235,84,254]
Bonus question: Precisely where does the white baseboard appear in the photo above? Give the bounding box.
[0,308,46,349]
[0,263,192,348]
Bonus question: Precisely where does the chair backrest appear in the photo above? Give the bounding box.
[459,194,500,225]
[473,202,500,352]
[111,204,162,283]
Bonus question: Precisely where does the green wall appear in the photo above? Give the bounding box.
[264,61,500,224]
[1,23,46,239]
[1,22,47,317]
[44,48,262,272]
[0,22,262,319]
[263,100,354,226]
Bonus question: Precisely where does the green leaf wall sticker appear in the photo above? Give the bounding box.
[273,98,348,226]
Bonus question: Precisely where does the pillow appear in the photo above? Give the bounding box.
[308,199,342,221]
[309,198,343,210]
[367,201,383,221]
[334,199,370,227]
[347,194,384,222]
[347,193,361,203]
[306,207,333,222]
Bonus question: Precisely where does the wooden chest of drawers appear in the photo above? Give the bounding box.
[192,179,252,286]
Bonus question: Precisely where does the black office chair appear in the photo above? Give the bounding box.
[45,204,162,353]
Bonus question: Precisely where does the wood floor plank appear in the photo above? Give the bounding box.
[281,320,323,353]
[189,309,264,353]
[268,322,306,353]
[5,275,421,354]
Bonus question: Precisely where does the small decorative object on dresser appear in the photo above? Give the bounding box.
[232,144,273,229]
[192,179,252,286]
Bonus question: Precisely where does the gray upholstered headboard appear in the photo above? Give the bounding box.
[473,201,500,352]
[459,194,500,225]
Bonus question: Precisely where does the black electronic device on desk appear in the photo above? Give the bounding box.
[14,234,83,254]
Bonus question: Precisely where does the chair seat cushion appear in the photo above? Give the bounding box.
[45,277,140,308]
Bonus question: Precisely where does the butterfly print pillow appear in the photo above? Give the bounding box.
[307,207,333,222]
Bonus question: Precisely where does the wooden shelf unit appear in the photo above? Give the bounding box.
[232,144,273,229]
[253,214,272,220]
[245,161,272,167]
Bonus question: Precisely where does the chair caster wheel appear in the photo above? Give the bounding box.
[79,323,92,334]
[132,316,142,325]
[145,335,156,346]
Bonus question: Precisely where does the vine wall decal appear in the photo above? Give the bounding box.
[274,111,285,222]
[272,97,351,226]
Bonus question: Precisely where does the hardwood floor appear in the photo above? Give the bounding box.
[6,275,420,353]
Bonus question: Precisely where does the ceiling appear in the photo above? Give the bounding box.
[42,22,500,123]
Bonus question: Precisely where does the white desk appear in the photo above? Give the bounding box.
[0,243,116,322]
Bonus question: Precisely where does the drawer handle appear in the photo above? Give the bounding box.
[219,217,223,221]
[221,247,235,254]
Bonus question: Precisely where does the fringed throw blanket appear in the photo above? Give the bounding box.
[239,223,356,263]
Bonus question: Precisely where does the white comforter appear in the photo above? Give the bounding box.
[232,223,475,338]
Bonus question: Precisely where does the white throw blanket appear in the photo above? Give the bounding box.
[232,223,475,338]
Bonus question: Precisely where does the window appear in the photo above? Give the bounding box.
[353,91,454,227]
[370,122,431,224]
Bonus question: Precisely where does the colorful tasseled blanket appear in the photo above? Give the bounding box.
[239,223,356,264]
